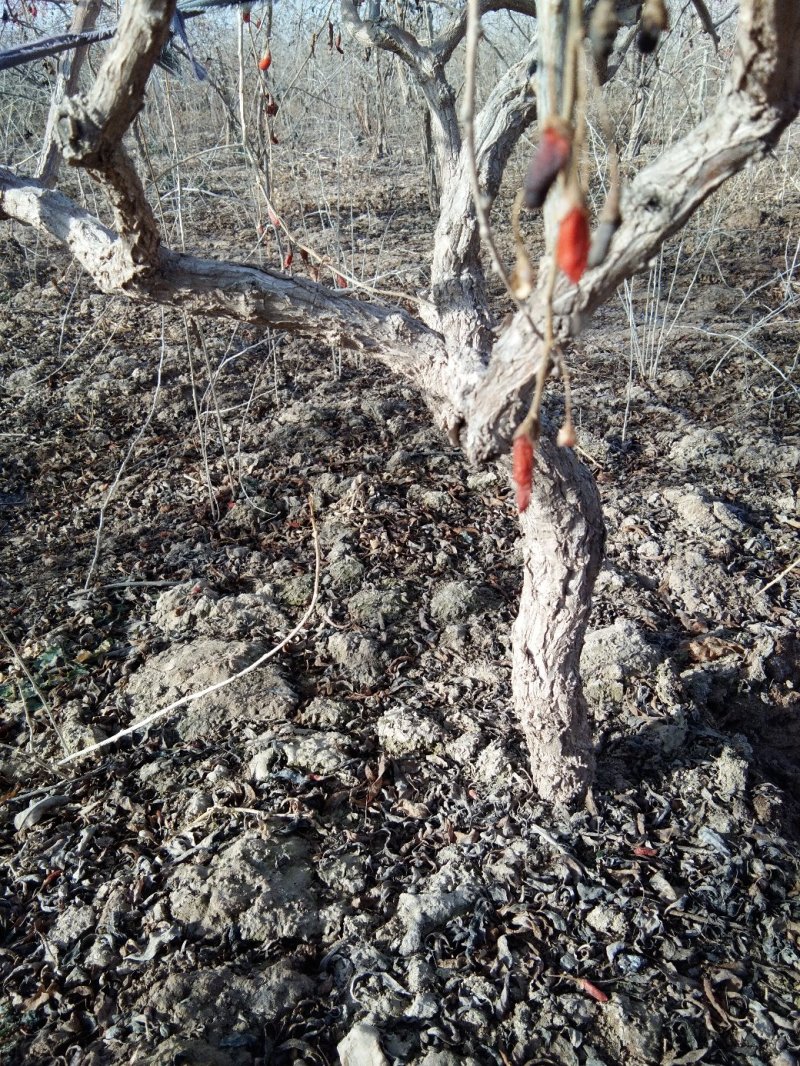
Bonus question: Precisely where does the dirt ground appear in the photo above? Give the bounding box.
[1,159,799,1065]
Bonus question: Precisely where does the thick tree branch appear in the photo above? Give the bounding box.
[575,0,800,317]
[474,43,538,200]
[0,166,481,423]
[56,0,176,271]
[340,0,432,74]
[433,0,537,65]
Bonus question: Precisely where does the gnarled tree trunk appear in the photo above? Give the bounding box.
[513,434,605,806]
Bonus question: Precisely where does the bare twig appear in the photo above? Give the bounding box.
[84,311,166,588]
[0,626,70,756]
[761,555,800,595]
[462,0,541,337]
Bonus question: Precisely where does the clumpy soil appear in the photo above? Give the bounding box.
[1,183,799,1066]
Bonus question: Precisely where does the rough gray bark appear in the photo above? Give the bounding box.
[513,434,605,805]
[55,0,176,269]
[1,0,798,805]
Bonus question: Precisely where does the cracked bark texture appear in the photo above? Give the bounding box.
[55,0,175,273]
[1,0,799,805]
[513,433,605,806]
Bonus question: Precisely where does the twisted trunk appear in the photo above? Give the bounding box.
[513,434,604,806]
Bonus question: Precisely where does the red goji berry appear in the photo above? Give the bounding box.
[556,201,590,283]
[512,433,534,513]
[578,978,609,1003]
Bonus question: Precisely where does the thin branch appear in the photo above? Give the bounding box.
[462,0,514,290]
[761,556,800,595]
[0,627,70,756]
[462,0,540,340]
[83,311,167,588]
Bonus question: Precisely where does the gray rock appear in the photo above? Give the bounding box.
[348,585,407,626]
[150,580,286,640]
[296,697,351,729]
[337,1022,388,1066]
[596,993,663,1065]
[125,638,297,742]
[168,833,321,942]
[669,428,729,471]
[394,885,478,956]
[278,573,314,607]
[146,961,312,1033]
[49,903,96,949]
[328,633,383,685]
[149,1037,237,1066]
[582,619,661,680]
[433,584,488,622]
[376,707,444,756]
[317,853,369,894]
[585,903,626,938]
[474,738,516,786]
[329,555,365,591]
[249,728,351,779]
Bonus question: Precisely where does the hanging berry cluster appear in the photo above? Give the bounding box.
[511,0,633,514]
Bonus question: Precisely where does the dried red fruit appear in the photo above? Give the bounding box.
[284,249,294,269]
[335,272,347,289]
[267,206,280,228]
[524,120,572,210]
[578,978,609,1004]
[299,248,309,263]
[270,131,279,145]
[258,46,272,71]
[241,6,251,22]
[556,202,591,283]
[632,845,659,858]
[265,92,279,116]
[512,433,534,513]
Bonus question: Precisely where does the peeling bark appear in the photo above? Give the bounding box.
[55,0,175,271]
[513,433,605,807]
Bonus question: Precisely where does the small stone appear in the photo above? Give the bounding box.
[337,1022,388,1066]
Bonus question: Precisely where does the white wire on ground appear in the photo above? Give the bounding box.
[59,500,321,765]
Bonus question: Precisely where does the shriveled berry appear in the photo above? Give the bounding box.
[523,120,572,210]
